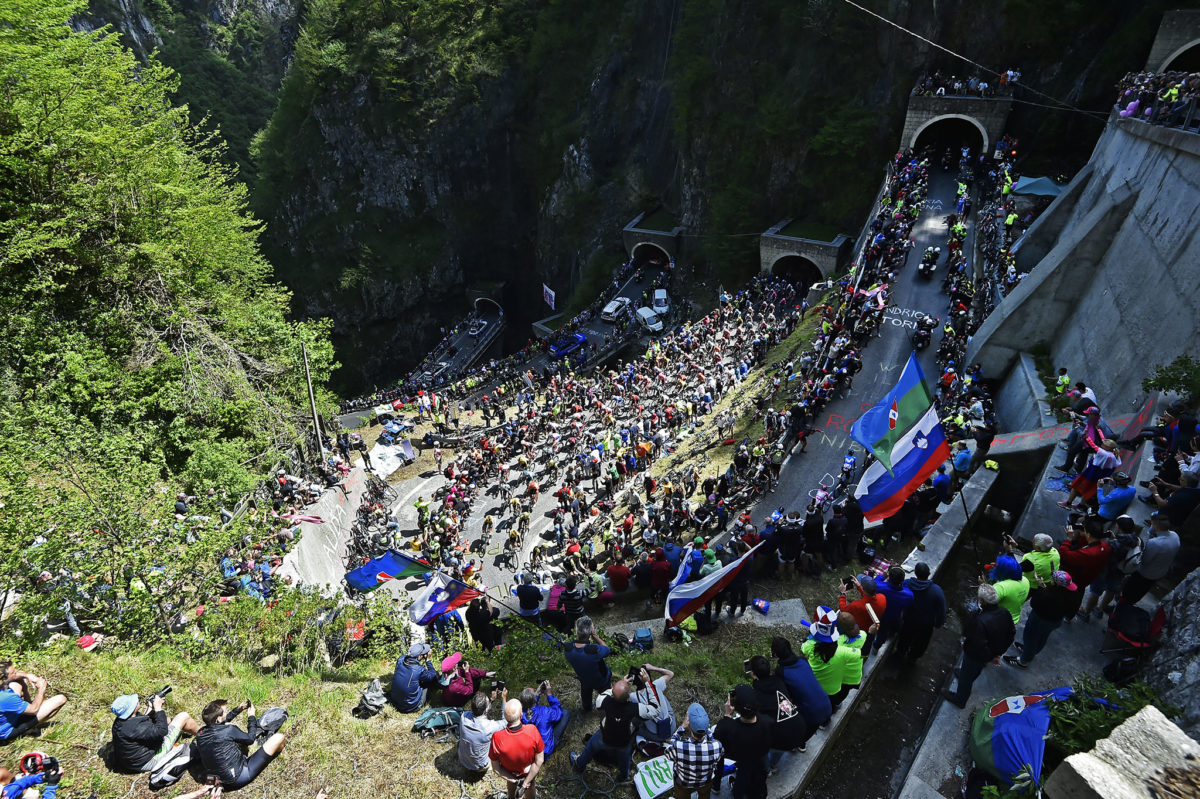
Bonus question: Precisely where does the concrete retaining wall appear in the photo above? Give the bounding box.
[1145,9,1200,72]
[969,118,1200,415]
[277,466,368,593]
[993,352,1055,432]
[901,95,1013,154]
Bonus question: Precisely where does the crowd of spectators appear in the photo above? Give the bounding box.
[1114,70,1200,129]
[912,69,1022,98]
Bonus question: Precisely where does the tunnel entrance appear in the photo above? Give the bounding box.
[1164,40,1200,72]
[771,255,823,291]
[631,242,671,268]
[912,115,987,159]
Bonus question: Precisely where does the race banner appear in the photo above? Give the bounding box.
[543,284,555,310]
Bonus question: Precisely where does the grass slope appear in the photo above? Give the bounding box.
[18,620,804,798]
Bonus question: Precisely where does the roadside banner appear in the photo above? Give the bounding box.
[543,284,556,310]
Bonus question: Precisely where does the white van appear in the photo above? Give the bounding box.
[652,288,670,316]
[636,307,663,333]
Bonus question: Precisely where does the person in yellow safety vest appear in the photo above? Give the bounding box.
[1005,212,1018,227]
[1055,368,1070,395]
[943,323,955,337]
[1162,83,1181,103]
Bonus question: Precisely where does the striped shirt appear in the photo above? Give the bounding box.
[665,728,725,788]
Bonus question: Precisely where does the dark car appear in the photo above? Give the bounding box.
[549,332,587,359]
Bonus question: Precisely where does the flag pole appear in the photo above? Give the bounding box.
[398,558,566,645]
[955,481,984,569]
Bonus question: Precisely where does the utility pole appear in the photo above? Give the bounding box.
[301,341,323,458]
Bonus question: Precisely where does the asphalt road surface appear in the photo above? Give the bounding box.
[373,172,971,604]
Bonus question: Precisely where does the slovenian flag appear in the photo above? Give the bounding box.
[854,405,951,522]
[408,572,482,625]
[665,543,761,627]
[851,352,935,473]
[344,550,430,593]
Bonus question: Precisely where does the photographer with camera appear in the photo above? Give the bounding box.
[0,754,64,799]
[440,653,494,708]
[194,697,286,789]
[109,686,200,773]
[629,663,676,743]
[519,681,569,756]
[569,677,657,783]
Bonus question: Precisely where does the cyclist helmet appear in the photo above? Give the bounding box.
[19,752,52,775]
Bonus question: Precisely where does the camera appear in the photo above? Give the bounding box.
[492,680,506,691]
[844,575,856,586]
[627,667,646,689]
[154,685,172,699]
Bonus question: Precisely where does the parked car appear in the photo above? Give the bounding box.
[422,361,451,383]
[549,332,588,359]
[652,288,670,317]
[600,296,632,322]
[636,307,663,333]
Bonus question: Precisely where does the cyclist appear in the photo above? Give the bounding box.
[518,509,531,535]
[482,514,495,537]
[841,449,857,477]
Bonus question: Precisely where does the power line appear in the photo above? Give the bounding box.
[837,0,1110,121]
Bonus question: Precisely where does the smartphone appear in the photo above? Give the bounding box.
[743,659,751,674]
[844,575,856,586]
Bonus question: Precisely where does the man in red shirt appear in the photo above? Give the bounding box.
[838,576,886,633]
[489,698,545,799]
[1058,517,1111,589]
[606,556,632,593]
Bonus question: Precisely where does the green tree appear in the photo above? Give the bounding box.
[0,0,338,648]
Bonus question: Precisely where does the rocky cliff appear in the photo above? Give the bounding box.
[98,0,1179,394]
[1146,567,1200,742]
[80,0,301,179]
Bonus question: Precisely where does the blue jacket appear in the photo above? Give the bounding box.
[874,577,914,626]
[932,472,951,503]
[902,578,946,629]
[775,654,832,729]
[390,657,441,712]
[523,694,566,755]
[662,543,683,571]
[3,773,55,799]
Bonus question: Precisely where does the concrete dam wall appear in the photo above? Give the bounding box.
[969,116,1200,418]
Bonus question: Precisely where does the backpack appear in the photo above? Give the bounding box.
[612,632,633,651]
[352,678,388,719]
[412,707,462,738]
[1116,535,1144,575]
[632,628,654,652]
[147,743,192,790]
[255,707,289,743]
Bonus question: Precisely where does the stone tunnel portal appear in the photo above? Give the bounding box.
[631,242,671,267]
[771,255,823,293]
[912,115,988,158]
[1163,39,1200,72]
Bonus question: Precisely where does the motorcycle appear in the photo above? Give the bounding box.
[917,259,936,278]
[913,328,931,350]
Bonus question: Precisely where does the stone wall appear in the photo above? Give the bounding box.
[900,94,1014,154]
[1145,567,1200,742]
[758,224,851,278]
[968,118,1200,415]
[1144,9,1200,72]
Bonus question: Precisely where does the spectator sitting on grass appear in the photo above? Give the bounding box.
[0,662,67,743]
[458,690,507,776]
[194,698,286,790]
[110,691,200,773]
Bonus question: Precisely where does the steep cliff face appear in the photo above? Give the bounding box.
[81,0,301,179]
[248,0,1176,393]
